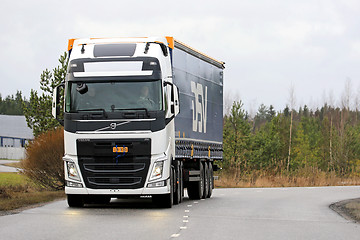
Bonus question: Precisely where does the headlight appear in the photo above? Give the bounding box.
[66,161,80,181]
[149,161,164,181]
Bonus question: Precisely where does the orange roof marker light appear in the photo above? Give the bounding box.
[68,38,76,51]
[165,36,175,49]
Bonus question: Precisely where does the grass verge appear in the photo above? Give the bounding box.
[215,171,360,188]
[0,173,65,212]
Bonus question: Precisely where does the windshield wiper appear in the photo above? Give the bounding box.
[77,108,108,118]
[113,108,150,117]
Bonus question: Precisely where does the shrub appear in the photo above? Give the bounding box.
[21,127,64,190]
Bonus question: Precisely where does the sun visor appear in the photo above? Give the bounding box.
[67,57,162,80]
[93,43,136,57]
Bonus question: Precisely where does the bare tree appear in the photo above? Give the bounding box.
[247,99,258,120]
[321,89,327,107]
[287,83,296,172]
[341,78,353,111]
[328,90,335,108]
[354,84,360,123]
[224,91,241,116]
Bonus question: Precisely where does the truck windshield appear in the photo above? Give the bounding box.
[65,80,162,112]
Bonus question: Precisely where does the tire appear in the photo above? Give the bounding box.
[207,162,213,198]
[187,161,205,200]
[152,167,173,208]
[203,162,209,199]
[179,161,184,203]
[173,162,182,205]
[67,194,84,208]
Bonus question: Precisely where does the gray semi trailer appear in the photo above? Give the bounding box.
[52,37,224,208]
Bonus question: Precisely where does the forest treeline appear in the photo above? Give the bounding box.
[2,85,360,181]
[0,91,28,115]
[223,100,360,178]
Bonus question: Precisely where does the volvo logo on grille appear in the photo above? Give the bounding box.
[110,123,117,130]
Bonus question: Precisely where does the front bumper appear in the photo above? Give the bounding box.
[65,178,170,195]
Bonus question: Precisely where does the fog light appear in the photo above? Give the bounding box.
[147,180,166,188]
[66,180,83,188]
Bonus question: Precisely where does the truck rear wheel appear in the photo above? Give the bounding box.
[67,194,84,208]
[203,162,209,199]
[206,162,213,198]
[187,161,205,200]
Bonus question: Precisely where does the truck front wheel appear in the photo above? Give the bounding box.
[173,161,183,205]
[67,194,84,208]
[152,167,174,208]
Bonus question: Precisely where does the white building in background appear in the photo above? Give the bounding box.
[0,115,34,159]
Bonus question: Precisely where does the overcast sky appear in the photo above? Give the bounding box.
[1,0,360,113]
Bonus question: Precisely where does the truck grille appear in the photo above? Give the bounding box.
[77,139,151,189]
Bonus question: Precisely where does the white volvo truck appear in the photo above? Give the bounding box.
[52,37,224,208]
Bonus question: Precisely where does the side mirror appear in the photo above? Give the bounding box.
[52,82,65,125]
[173,85,180,116]
[164,81,180,117]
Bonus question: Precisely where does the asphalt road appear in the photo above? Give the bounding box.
[0,160,19,172]
[1,186,360,240]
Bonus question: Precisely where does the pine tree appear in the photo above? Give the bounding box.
[223,101,251,174]
[22,52,67,137]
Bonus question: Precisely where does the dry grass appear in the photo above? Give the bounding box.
[215,171,360,188]
[0,190,65,211]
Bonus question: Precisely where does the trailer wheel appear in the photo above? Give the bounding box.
[187,161,204,200]
[203,162,209,199]
[67,194,84,208]
[153,167,174,208]
[207,162,213,198]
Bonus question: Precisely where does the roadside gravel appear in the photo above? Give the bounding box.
[330,198,360,223]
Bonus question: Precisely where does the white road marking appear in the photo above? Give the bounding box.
[183,215,189,218]
[183,220,189,223]
[171,233,180,238]
[185,210,190,213]
[187,205,192,207]
[180,226,187,230]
